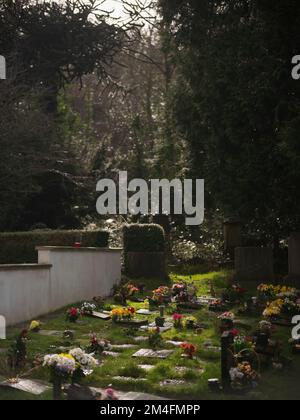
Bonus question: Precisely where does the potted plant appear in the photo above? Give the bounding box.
[180,343,197,359]
[66,307,81,323]
[218,312,235,333]
[173,313,184,329]
[29,320,41,333]
[80,302,96,316]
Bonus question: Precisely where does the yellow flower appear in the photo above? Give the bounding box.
[29,320,41,331]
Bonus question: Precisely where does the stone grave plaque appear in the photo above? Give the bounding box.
[138,364,155,371]
[160,379,187,387]
[134,336,148,343]
[91,312,111,320]
[132,349,173,359]
[38,330,62,337]
[0,379,50,395]
[137,309,157,316]
[102,351,120,358]
[166,341,185,347]
[112,377,147,382]
[111,344,138,350]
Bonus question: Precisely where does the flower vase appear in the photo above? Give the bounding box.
[52,376,63,400]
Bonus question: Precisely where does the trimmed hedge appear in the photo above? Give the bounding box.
[123,224,165,253]
[0,230,109,264]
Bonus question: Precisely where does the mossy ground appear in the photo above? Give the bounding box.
[0,268,299,400]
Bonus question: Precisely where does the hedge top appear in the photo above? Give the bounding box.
[0,230,109,264]
[123,224,165,253]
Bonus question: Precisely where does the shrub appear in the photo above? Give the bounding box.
[0,230,109,264]
[123,224,165,253]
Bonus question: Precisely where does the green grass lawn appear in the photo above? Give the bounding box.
[0,268,299,400]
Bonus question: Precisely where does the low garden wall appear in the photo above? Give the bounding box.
[0,247,122,326]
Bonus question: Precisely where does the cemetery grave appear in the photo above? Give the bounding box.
[0,269,300,400]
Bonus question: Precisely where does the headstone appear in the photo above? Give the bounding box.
[140,321,173,333]
[132,349,173,359]
[235,247,274,283]
[288,233,300,284]
[223,218,242,258]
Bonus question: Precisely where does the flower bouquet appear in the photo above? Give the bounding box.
[222,284,247,304]
[218,312,235,333]
[88,334,111,354]
[233,335,254,354]
[43,353,76,399]
[150,286,171,308]
[29,320,41,333]
[180,343,197,359]
[66,307,81,323]
[80,302,96,316]
[173,313,184,329]
[69,348,98,382]
[229,362,259,391]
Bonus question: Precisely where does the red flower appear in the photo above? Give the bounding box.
[230,329,240,337]
[173,313,184,321]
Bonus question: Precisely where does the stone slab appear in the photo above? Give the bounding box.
[111,344,138,350]
[91,312,111,320]
[38,330,62,337]
[132,349,173,359]
[102,351,120,358]
[137,309,158,316]
[0,379,50,395]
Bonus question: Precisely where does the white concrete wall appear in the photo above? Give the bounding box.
[0,247,122,326]
[0,265,51,326]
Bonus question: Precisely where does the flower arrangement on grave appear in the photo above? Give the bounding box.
[218,312,235,333]
[173,313,184,329]
[43,353,77,400]
[209,299,225,312]
[233,335,254,354]
[29,320,41,333]
[185,316,197,330]
[180,343,197,359]
[229,362,259,390]
[69,348,98,382]
[148,327,163,349]
[262,299,284,318]
[150,286,171,306]
[66,307,81,323]
[111,307,136,323]
[88,334,111,355]
[281,299,300,316]
[43,353,76,379]
[80,302,96,315]
[258,284,297,301]
[113,283,140,305]
[259,320,272,334]
[222,284,247,304]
